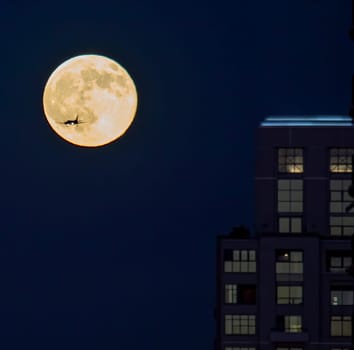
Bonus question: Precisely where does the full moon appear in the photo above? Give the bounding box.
[43,54,138,147]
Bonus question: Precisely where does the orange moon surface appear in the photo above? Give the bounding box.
[43,54,138,147]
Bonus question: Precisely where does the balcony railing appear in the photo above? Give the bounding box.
[269,327,309,342]
[276,273,303,282]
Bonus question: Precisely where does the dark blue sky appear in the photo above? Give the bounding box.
[0,0,352,349]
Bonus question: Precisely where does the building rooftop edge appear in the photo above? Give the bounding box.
[218,232,354,240]
[261,115,353,127]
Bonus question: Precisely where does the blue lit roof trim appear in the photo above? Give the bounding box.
[261,115,353,127]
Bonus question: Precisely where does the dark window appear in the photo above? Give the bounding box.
[330,286,354,305]
[224,249,233,261]
[327,251,352,273]
[239,285,256,304]
[278,217,302,233]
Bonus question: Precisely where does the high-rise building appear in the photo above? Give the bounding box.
[215,115,354,350]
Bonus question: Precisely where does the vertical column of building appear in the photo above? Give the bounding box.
[321,147,354,350]
[258,133,314,350]
[216,230,258,350]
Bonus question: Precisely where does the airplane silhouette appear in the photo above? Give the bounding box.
[59,115,86,126]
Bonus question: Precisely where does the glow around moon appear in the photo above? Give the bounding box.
[43,54,138,147]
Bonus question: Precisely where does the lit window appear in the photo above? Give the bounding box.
[330,148,354,173]
[330,315,352,336]
[277,286,303,304]
[285,315,302,332]
[276,315,302,333]
[225,315,256,335]
[224,250,256,273]
[278,180,303,213]
[225,284,237,304]
[278,148,304,173]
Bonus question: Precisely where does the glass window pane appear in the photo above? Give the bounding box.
[331,257,342,267]
[291,218,302,233]
[278,191,290,201]
[224,261,232,272]
[290,262,303,273]
[240,262,248,272]
[278,202,290,212]
[290,202,303,212]
[330,216,342,225]
[248,261,256,272]
[276,262,289,273]
[344,227,354,236]
[291,191,303,201]
[278,180,290,190]
[343,291,353,305]
[225,316,232,335]
[343,321,352,336]
[292,180,303,190]
[330,203,343,213]
[331,291,341,305]
[241,250,248,260]
[291,251,303,262]
[330,226,342,236]
[290,286,302,298]
[331,180,342,190]
[278,286,289,297]
[344,257,352,267]
[279,218,289,232]
[344,180,351,188]
[343,217,354,225]
[331,192,342,201]
[233,262,240,272]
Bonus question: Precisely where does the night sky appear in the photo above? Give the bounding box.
[0,0,352,348]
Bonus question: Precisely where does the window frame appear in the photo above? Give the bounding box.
[329,148,354,173]
[330,315,352,336]
[278,147,304,174]
[276,285,303,304]
[224,314,256,335]
[224,249,257,273]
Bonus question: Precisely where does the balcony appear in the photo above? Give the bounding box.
[276,273,303,282]
[270,328,309,342]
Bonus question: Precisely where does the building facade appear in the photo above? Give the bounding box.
[215,116,354,350]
